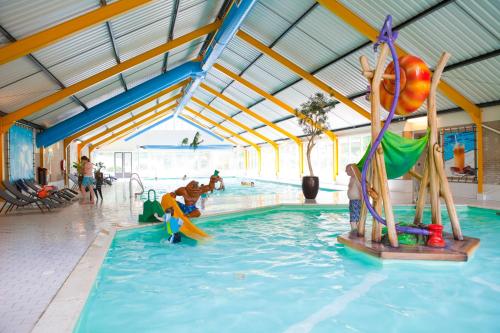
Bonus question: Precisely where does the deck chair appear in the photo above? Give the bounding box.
[16,179,67,206]
[29,179,79,200]
[0,189,43,214]
[3,181,53,211]
[68,174,80,191]
[23,179,74,202]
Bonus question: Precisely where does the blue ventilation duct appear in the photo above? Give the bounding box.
[174,0,257,117]
[37,61,203,147]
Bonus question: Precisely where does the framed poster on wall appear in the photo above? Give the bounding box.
[439,125,477,183]
[8,124,35,181]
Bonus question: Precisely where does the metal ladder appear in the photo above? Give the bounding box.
[129,173,145,198]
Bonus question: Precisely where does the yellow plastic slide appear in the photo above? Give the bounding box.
[160,194,209,241]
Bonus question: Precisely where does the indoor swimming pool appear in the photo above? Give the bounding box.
[139,177,335,200]
[75,206,500,333]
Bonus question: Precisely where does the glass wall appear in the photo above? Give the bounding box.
[338,133,371,182]
[91,133,372,183]
[94,148,245,179]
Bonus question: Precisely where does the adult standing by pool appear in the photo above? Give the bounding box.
[80,156,96,204]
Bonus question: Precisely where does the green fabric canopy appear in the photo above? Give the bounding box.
[357,130,429,179]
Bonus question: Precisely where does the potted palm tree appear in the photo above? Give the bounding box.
[295,93,335,199]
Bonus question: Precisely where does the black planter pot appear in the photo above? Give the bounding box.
[302,176,319,199]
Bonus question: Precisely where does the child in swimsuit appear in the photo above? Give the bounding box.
[346,164,362,231]
[155,208,183,243]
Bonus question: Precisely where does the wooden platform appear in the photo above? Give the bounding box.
[338,232,480,261]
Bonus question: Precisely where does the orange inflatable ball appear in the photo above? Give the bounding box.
[380,55,431,116]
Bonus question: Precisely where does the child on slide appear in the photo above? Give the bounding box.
[155,208,183,244]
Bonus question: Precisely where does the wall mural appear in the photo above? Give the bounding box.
[9,125,34,181]
[440,125,477,183]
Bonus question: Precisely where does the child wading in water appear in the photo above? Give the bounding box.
[346,164,363,231]
[155,208,183,243]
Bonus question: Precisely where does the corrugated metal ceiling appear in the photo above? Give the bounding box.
[0,0,497,146]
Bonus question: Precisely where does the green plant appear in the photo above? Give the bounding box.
[72,161,84,175]
[295,93,335,177]
[181,137,189,146]
[189,132,204,151]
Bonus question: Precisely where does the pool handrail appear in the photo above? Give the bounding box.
[129,173,144,198]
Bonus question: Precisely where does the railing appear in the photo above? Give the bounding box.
[129,173,144,198]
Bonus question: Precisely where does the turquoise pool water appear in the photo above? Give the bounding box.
[75,206,500,333]
[139,178,334,201]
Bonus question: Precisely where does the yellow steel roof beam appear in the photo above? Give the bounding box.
[236,30,371,120]
[191,97,277,149]
[199,82,302,175]
[199,83,301,144]
[92,108,175,150]
[213,63,337,141]
[1,22,220,128]
[185,106,262,174]
[78,100,179,155]
[191,97,279,175]
[0,0,152,65]
[63,80,186,148]
[316,0,481,124]
[180,114,240,146]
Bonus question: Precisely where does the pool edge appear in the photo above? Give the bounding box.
[32,228,116,333]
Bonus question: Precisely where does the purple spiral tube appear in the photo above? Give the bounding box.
[361,15,430,237]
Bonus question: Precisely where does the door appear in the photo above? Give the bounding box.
[114,152,133,178]
[123,152,132,178]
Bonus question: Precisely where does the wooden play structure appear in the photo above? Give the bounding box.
[338,17,479,261]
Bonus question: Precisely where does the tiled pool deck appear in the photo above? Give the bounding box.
[0,180,498,333]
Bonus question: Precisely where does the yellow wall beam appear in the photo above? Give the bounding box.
[191,97,279,176]
[0,0,152,65]
[180,114,240,146]
[236,30,371,120]
[0,22,220,129]
[317,0,483,190]
[65,80,186,146]
[185,106,262,175]
[78,98,179,155]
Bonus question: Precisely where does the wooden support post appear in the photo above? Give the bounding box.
[362,44,398,247]
[429,52,463,240]
[414,152,430,224]
[357,162,371,237]
[371,165,383,242]
[428,53,452,226]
